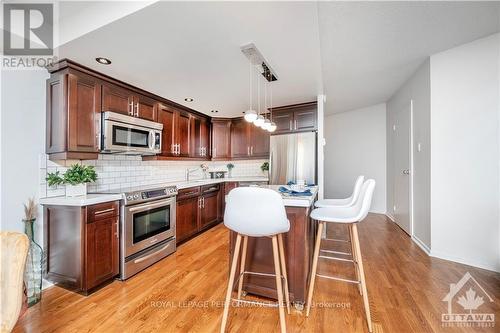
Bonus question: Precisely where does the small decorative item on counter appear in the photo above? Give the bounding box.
[226,163,235,178]
[261,162,269,175]
[46,164,98,197]
[200,163,209,179]
[210,171,227,179]
[22,198,44,306]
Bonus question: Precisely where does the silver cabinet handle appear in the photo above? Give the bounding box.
[198,197,202,208]
[294,119,297,130]
[133,243,171,264]
[251,146,253,155]
[177,143,180,154]
[247,146,250,156]
[115,218,119,239]
[171,144,175,154]
[202,196,205,208]
[135,102,139,117]
[289,119,293,131]
[128,100,134,115]
[94,207,115,215]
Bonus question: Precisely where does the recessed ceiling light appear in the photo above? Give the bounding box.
[95,57,111,65]
[184,98,194,102]
[211,110,219,113]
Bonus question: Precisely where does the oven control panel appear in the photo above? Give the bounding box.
[124,186,177,204]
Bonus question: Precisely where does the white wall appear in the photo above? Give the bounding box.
[430,33,500,272]
[324,103,386,213]
[1,69,49,245]
[387,59,431,250]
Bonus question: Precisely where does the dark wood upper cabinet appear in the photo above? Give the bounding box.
[249,125,270,158]
[155,104,191,157]
[270,102,317,135]
[156,103,175,156]
[230,118,251,159]
[191,116,210,159]
[102,82,134,116]
[211,119,231,160]
[134,94,157,121]
[46,69,101,160]
[176,111,191,157]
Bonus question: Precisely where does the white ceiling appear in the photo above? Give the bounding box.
[57,1,500,117]
[57,1,322,117]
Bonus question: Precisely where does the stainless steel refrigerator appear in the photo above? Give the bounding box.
[269,132,317,185]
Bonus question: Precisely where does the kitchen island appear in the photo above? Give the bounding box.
[228,185,318,309]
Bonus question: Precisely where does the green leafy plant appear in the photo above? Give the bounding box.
[226,163,235,171]
[261,162,269,172]
[46,164,98,187]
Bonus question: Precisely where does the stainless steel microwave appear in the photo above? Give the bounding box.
[101,111,162,155]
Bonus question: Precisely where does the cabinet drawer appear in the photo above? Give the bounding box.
[201,184,220,194]
[177,186,201,200]
[87,201,119,222]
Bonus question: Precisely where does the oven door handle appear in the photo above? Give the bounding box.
[133,243,172,264]
[126,198,174,212]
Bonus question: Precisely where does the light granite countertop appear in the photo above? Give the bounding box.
[225,185,318,208]
[39,177,269,207]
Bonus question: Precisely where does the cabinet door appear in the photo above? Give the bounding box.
[102,83,133,116]
[294,108,317,131]
[211,120,231,160]
[272,111,294,134]
[134,94,157,121]
[85,216,118,290]
[67,72,101,153]
[156,104,176,156]
[231,118,250,159]
[200,191,221,230]
[249,125,270,158]
[191,116,209,158]
[176,197,200,243]
[176,111,191,157]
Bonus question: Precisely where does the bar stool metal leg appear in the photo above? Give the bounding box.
[220,234,242,333]
[277,233,291,314]
[237,236,248,299]
[349,225,362,296]
[352,224,372,332]
[271,236,287,333]
[305,221,324,317]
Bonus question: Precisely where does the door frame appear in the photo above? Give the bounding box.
[392,100,414,237]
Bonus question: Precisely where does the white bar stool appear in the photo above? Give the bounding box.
[306,179,376,333]
[315,175,364,208]
[221,187,291,333]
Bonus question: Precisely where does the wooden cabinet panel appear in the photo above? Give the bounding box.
[249,125,270,158]
[272,111,294,134]
[46,75,66,154]
[157,104,175,156]
[176,197,200,243]
[177,112,191,157]
[85,216,118,290]
[191,116,210,158]
[231,118,250,159]
[87,201,119,222]
[200,190,221,230]
[211,120,231,160]
[134,94,157,121]
[294,109,317,131]
[102,83,133,116]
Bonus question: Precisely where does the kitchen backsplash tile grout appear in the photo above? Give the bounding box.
[39,154,268,198]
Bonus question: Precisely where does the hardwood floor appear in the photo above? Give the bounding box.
[14,214,500,332]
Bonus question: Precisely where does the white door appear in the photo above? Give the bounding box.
[393,103,412,235]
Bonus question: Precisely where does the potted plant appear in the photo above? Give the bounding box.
[46,164,98,197]
[226,163,235,178]
[261,162,269,177]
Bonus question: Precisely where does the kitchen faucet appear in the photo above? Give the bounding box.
[186,168,200,181]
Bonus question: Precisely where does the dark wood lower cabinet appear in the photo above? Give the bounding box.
[176,185,222,244]
[44,201,120,294]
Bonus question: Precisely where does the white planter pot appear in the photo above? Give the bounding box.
[66,183,87,197]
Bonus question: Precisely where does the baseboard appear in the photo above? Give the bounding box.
[430,250,500,273]
[412,236,431,255]
[385,213,395,222]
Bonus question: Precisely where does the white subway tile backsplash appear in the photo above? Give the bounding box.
[39,154,267,198]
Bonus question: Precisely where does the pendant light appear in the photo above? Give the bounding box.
[261,80,272,130]
[254,72,265,127]
[244,62,258,122]
[268,80,277,132]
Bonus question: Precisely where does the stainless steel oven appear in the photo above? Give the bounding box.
[101,111,162,155]
[120,186,177,279]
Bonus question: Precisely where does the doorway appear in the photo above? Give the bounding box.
[392,101,413,235]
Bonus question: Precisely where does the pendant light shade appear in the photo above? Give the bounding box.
[262,118,271,130]
[254,115,265,127]
[244,109,258,122]
[268,122,277,132]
